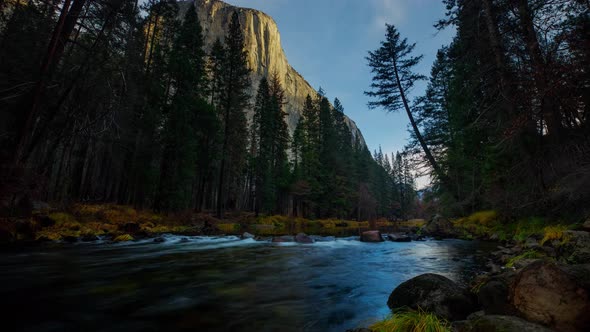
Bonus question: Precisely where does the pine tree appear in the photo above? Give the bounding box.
[215,11,250,218]
[366,24,451,192]
[155,3,210,211]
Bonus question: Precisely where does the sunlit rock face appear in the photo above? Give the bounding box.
[181,0,365,144]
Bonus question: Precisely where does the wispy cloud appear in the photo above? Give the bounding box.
[371,0,408,30]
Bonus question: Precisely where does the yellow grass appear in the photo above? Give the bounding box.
[370,310,451,332]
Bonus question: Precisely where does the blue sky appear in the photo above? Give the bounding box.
[225,0,454,186]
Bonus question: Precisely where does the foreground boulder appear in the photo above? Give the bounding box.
[360,230,384,242]
[478,271,517,315]
[387,273,477,321]
[295,233,314,243]
[454,315,555,332]
[510,261,590,332]
[421,214,457,238]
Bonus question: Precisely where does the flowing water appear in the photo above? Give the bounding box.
[0,235,496,332]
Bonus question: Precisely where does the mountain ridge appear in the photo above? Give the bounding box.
[180,0,366,145]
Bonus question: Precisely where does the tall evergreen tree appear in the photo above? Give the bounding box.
[215,11,250,218]
[366,24,451,192]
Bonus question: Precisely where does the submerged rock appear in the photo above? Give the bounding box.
[272,235,294,243]
[310,235,336,242]
[295,233,314,243]
[360,230,384,243]
[510,261,590,332]
[387,233,412,242]
[241,232,255,239]
[153,237,166,243]
[387,273,477,321]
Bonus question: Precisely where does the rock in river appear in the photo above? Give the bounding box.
[387,233,412,242]
[387,273,477,321]
[241,232,255,239]
[272,235,294,243]
[360,230,384,242]
[295,233,314,243]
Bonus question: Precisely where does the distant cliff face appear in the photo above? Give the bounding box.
[185,0,365,143]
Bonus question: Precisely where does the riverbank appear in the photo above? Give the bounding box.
[362,212,590,332]
[0,203,425,244]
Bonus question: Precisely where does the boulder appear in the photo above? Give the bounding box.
[295,233,314,243]
[153,237,166,243]
[360,230,384,242]
[272,235,294,243]
[561,230,590,263]
[478,271,517,315]
[454,315,555,332]
[511,258,542,270]
[241,232,255,239]
[524,236,540,249]
[387,233,412,242]
[421,214,457,238]
[510,261,590,332]
[387,273,477,321]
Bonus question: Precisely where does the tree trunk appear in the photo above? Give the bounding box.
[392,58,452,192]
[480,0,521,129]
[13,0,72,166]
[516,0,561,140]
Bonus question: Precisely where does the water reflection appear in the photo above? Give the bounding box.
[0,236,495,332]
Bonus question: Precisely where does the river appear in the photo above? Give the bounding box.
[0,235,496,332]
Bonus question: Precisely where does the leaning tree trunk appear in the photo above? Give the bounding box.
[392,58,453,193]
[13,0,87,166]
